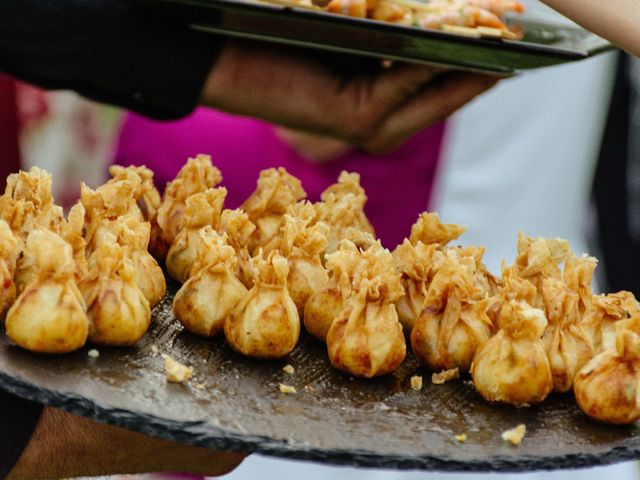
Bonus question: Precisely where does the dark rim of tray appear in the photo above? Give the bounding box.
[0,367,638,472]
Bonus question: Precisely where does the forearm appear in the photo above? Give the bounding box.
[0,0,222,119]
[542,0,640,57]
[9,407,244,479]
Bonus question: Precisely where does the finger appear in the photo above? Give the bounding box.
[362,72,500,153]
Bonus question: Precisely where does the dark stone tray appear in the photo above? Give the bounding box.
[1,282,639,472]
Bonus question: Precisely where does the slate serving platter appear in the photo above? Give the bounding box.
[0,281,639,472]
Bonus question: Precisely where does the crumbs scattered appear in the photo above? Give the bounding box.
[279,384,297,394]
[150,345,159,354]
[502,424,526,446]
[194,383,206,390]
[432,368,460,385]
[87,349,100,358]
[454,434,467,443]
[282,364,295,375]
[410,375,423,391]
[162,354,193,383]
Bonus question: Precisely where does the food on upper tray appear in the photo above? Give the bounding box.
[80,233,151,346]
[574,316,640,425]
[326,242,406,378]
[224,250,300,359]
[471,300,552,406]
[6,229,89,354]
[317,0,524,38]
[173,227,247,338]
[166,187,227,283]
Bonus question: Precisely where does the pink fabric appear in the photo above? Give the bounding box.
[0,76,21,191]
[113,108,445,249]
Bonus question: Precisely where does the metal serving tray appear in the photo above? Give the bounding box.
[140,0,613,74]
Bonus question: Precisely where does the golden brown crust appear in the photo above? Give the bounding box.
[408,212,466,247]
[224,251,300,359]
[5,229,88,354]
[471,300,552,406]
[574,316,640,424]
[173,228,247,337]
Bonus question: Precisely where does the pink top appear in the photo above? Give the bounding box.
[113,108,446,249]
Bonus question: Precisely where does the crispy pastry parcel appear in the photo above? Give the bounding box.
[541,278,594,393]
[326,268,406,378]
[471,300,552,406]
[80,234,151,346]
[154,154,223,259]
[173,227,247,337]
[166,187,226,283]
[0,221,19,317]
[224,250,300,359]
[574,316,640,424]
[411,251,493,372]
[241,167,306,252]
[218,208,257,289]
[6,229,88,354]
[583,291,639,353]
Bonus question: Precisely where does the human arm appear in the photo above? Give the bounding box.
[541,0,640,57]
[8,406,244,479]
[0,1,497,152]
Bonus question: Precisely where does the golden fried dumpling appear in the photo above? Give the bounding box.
[15,202,89,295]
[314,192,372,256]
[303,240,366,342]
[107,165,161,222]
[111,215,166,307]
[0,167,64,238]
[224,250,300,359]
[541,278,594,393]
[154,154,223,259]
[411,253,493,372]
[408,212,466,247]
[574,316,640,424]
[471,300,552,406]
[166,187,227,283]
[320,171,374,235]
[269,208,329,313]
[6,229,88,354]
[486,263,537,324]
[583,291,638,353]
[393,239,443,332]
[326,272,406,378]
[218,208,257,288]
[173,228,247,337]
[80,234,151,346]
[80,181,142,254]
[0,221,18,317]
[241,167,306,252]
[563,253,597,316]
[514,232,571,307]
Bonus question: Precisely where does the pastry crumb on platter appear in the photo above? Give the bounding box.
[410,375,423,391]
[282,364,295,375]
[502,424,526,446]
[163,354,193,383]
[432,368,459,385]
[279,383,297,394]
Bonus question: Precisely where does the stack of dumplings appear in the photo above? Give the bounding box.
[2,156,640,426]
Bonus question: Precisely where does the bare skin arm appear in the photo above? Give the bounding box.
[8,407,245,479]
[201,40,499,154]
[542,0,640,57]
